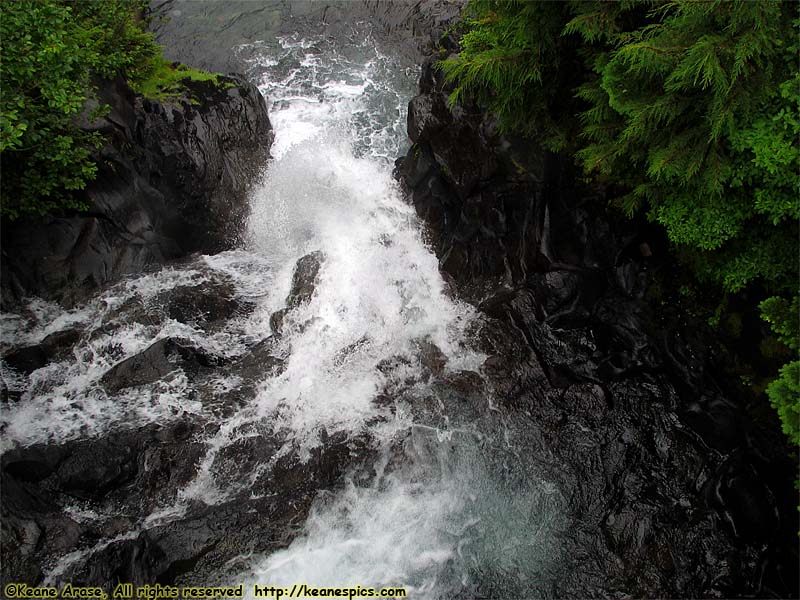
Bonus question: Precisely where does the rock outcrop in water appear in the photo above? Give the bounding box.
[1,250,389,591]
[396,60,799,597]
[1,74,273,307]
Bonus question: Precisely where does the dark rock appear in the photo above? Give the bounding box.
[56,445,137,498]
[100,338,220,394]
[0,378,22,404]
[0,420,212,588]
[0,470,84,586]
[3,421,206,508]
[0,418,376,592]
[265,251,325,339]
[286,251,324,308]
[2,329,82,374]
[708,454,779,544]
[397,53,799,598]
[67,532,170,590]
[426,370,485,424]
[1,74,273,307]
[1,511,44,584]
[413,338,447,377]
[269,308,288,337]
[2,346,49,376]
[176,338,285,419]
[3,445,67,483]
[164,280,253,326]
[234,339,286,382]
[99,295,161,331]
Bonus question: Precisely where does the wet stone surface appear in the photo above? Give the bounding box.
[397,58,799,598]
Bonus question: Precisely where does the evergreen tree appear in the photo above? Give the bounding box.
[440,0,800,444]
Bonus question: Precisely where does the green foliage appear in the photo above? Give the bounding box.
[444,0,800,443]
[439,0,575,149]
[761,296,800,353]
[1,0,159,218]
[766,361,800,447]
[760,295,799,446]
[574,2,799,294]
[443,0,798,293]
[130,53,224,101]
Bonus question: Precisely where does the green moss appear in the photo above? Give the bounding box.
[130,54,224,101]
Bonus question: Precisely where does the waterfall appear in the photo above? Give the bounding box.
[1,21,562,600]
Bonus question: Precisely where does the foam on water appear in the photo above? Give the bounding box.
[239,28,415,161]
[239,29,482,453]
[0,264,271,451]
[241,428,565,599]
[246,133,480,448]
[231,28,561,597]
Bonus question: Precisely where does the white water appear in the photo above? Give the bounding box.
[1,26,562,598]
[235,29,562,598]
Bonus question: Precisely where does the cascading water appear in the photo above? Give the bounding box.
[1,22,563,599]
[236,29,564,598]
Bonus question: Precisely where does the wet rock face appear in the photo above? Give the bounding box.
[2,329,82,375]
[0,417,363,590]
[100,338,220,394]
[270,251,325,336]
[398,60,799,598]
[0,74,273,307]
[0,265,335,591]
[164,280,253,327]
[0,413,372,592]
[286,251,324,308]
[398,61,615,302]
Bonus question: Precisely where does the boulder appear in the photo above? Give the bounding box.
[164,280,254,326]
[286,251,324,308]
[269,308,288,337]
[234,339,285,382]
[2,329,82,374]
[100,338,220,394]
[1,74,273,307]
[269,251,325,337]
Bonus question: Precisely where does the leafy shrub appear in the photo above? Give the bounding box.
[0,0,160,218]
[766,361,800,447]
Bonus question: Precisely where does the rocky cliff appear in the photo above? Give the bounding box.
[396,59,799,598]
[1,74,273,307]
